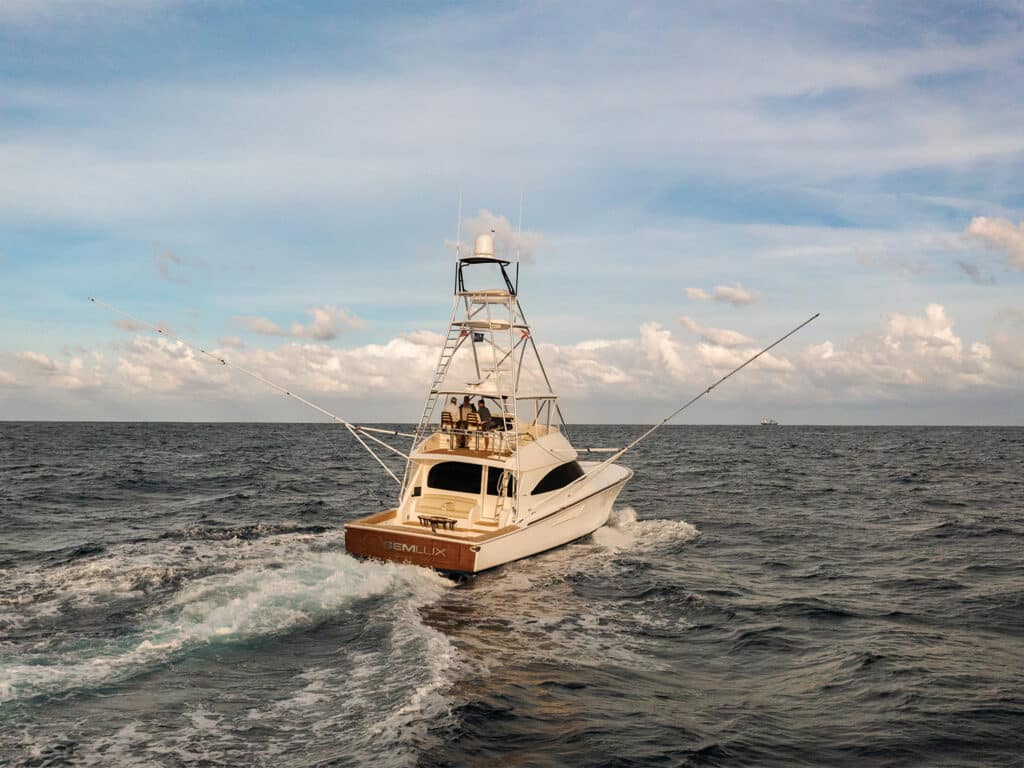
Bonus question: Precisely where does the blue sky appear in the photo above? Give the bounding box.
[1,1,1022,424]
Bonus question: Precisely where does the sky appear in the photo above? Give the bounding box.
[1,0,1023,425]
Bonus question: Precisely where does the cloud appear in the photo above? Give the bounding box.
[685,284,757,305]
[639,322,687,382]
[234,306,364,341]
[114,318,146,331]
[10,350,103,390]
[5,302,1022,419]
[954,259,993,285]
[5,5,1021,232]
[711,284,756,306]
[679,316,755,347]
[685,287,711,301]
[0,0,171,24]
[217,336,245,349]
[155,251,187,284]
[965,216,1024,270]
[884,304,962,357]
[16,350,57,371]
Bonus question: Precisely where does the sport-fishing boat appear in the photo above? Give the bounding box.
[343,233,633,575]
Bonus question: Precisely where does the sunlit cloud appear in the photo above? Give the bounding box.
[6,304,1018,416]
[234,306,364,342]
[965,216,1024,270]
[685,284,757,306]
[679,316,755,348]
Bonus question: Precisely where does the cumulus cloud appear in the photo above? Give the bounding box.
[685,284,757,305]
[680,316,755,347]
[448,209,546,263]
[234,306,364,341]
[9,350,104,390]
[884,304,961,356]
[639,322,687,382]
[711,284,756,305]
[4,303,1021,417]
[16,350,57,371]
[685,287,711,301]
[965,217,1024,270]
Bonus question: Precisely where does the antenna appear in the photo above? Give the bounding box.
[454,189,463,294]
[514,188,523,294]
[515,188,523,264]
[455,189,463,260]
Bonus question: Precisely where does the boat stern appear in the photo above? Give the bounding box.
[344,510,479,574]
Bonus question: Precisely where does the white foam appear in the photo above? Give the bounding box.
[0,533,449,704]
[594,506,700,552]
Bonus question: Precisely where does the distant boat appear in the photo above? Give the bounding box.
[760,417,779,426]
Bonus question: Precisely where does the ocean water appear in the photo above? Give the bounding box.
[1,422,1022,767]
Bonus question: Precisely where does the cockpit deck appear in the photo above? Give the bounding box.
[350,508,517,541]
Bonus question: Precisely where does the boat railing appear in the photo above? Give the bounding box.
[416,422,556,456]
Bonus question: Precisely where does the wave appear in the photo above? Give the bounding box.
[0,530,451,707]
[590,506,700,553]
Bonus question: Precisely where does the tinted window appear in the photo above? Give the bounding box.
[427,462,482,494]
[485,468,516,497]
[531,461,585,495]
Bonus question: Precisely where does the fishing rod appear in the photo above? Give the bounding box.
[89,297,409,484]
[568,312,821,489]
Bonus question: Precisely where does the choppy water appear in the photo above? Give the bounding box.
[1,423,1021,767]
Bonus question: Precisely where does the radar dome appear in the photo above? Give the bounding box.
[473,233,495,258]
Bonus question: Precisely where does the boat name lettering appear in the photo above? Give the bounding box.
[384,540,447,557]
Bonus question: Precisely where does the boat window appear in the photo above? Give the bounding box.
[531,461,585,495]
[485,467,516,497]
[427,462,483,494]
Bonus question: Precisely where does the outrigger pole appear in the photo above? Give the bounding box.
[576,312,821,483]
[88,297,409,484]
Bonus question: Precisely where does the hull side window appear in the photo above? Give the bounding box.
[531,461,585,495]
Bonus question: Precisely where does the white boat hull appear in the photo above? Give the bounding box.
[474,466,632,571]
[344,464,632,575]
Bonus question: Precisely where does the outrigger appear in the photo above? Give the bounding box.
[90,216,818,578]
